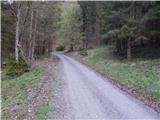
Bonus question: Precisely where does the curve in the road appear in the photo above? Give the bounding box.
[56,54,160,120]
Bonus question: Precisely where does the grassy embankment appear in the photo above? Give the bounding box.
[35,102,52,120]
[2,54,57,119]
[76,46,160,105]
[1,69,48,119]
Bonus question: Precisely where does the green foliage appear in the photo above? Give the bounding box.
[105,29,120,40]
[5,55,30,77]
[1,3,15,60]
[56,2,84,50]
[85,47,160,101]
[100,2,113,33]
[101,34,109,44]
[99,1,160,59]
[35,102,52,120]
[78,50,88,56]
[2,69,46,119]
[56,45,65,51]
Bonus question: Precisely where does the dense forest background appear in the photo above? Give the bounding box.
[1,1,160,63]
[2,1,160,118]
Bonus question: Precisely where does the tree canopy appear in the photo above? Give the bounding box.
[1,1,160,62]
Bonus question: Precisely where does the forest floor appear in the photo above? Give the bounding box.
[2,56,59,120]
[68,46,160,113]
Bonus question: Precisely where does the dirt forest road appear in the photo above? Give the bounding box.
[51,54,160,120]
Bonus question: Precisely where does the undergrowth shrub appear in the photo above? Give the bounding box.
[56,46,65,51]
[6,55,30,77]
[78,50,88,56]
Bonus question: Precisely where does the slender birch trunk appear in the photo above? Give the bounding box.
[15,4,21,63]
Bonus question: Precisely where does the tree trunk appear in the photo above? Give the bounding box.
[31,10,37,60]
[15,4,21,63]
[116,39,119,53]
[85,5,92,49]
[120,39,123,51]
[28,3,34,61]
[95,3,102,46]
[95,16,101,46]
[127,38,131,61]
[70,43,73,51]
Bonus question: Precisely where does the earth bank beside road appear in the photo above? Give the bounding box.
[2,56,59,120]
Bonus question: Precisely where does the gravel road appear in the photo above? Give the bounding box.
[53,54,160,120]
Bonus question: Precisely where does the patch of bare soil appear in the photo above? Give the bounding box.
[68,53,160,113]
[24,57,59,120]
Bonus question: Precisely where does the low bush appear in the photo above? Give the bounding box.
[5,55,30,77]
[78,50,88,56]
[56,46,65,51]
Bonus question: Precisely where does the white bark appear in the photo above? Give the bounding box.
[15,4,21,63]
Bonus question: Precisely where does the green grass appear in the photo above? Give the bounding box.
[35,79,56,120]
[2,69,47,119]
[84,46,160,101]
[35,102,52,120]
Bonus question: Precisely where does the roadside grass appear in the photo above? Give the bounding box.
[84,46,160,101]
[35,102,52,120]
[35,80,55,120]
[1,69,47,119]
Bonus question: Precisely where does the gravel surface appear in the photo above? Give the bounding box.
[51,54,160,120]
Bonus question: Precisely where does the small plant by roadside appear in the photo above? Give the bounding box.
[5,55,30,78]
[35,102,52,120]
